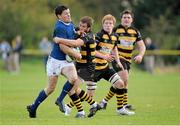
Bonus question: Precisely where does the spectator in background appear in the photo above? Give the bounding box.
[144,37,156,74]
[0,40,12,71]
[39,36,52,70]
[11,35,23,73]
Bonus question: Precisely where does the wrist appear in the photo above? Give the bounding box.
[138,54,143,58]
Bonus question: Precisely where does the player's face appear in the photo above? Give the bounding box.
[121,14,133,27]
[60,9,71,23]
[79,22,89,33]
[103,20,114,34]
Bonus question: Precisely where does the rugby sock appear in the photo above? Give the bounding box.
[123,88,128,106]
[104,86,116,102]
[67,102,74,108]
[31,90,47,110]
[69,93,83,112]
[79,90,95,105]
[67,90,96,108]
[116,88,124,110]
[57,81,73,102]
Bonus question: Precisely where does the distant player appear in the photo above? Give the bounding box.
[100,10,146,111]
[90,14,135,115]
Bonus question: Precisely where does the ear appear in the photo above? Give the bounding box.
[57,14,62,19]
[131,18,134,23]
[87,27,91,32]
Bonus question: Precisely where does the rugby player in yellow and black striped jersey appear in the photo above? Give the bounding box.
[101,10,146,111]
[54,16,100,118]
[88,14,135,115]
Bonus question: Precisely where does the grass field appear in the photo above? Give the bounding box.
[0,58,180,125]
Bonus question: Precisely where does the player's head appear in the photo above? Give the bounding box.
[120,9,134,27]
[55,5,71,23]
[79,16,94,33]
[102,14,116,34]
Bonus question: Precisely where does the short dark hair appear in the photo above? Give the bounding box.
[55,5,68,17]
[80,16,94,28]
[120,9,134,19]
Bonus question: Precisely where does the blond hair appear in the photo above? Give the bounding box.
[102,14,116,25]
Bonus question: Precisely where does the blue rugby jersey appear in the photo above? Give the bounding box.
[50,20,75,60]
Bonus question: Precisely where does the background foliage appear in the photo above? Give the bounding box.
[0,0,180,48]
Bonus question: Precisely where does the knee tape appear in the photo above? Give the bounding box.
[109,73,121,84]
[86,81,97,90]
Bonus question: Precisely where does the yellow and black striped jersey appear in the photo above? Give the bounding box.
[94,29,118,70]
[114,24,142,63]
[76,31,96,65]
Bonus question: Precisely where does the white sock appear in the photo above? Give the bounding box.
[78,110,85,115]
[102,99,107,103]
[92,102,97,108]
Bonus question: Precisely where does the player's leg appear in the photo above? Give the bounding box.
[61,64,85,118]
[86,81,97,97]
[76,87,101,118]
[55,80,73,113]
[112,74,135,115]
[118,70,129,107]
[99,69,119,109]
[99,85,116,109]
[112,59,134,110]
[27,57,60,118]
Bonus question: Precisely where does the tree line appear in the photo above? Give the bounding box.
[0,0,180,49]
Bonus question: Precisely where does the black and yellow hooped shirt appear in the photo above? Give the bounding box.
[114,24,142,63]
[95,29,118,70]
[76,31,96,65]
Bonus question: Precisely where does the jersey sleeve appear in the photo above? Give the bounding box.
[80,33,95,44]
[53,26,67,38]
[95,32,102,44]
[136,30,142,42]
[114,33,119,47]
[95,32,102,50]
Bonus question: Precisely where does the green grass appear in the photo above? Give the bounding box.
[0,58,180,125]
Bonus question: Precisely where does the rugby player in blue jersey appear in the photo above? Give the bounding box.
[27,5,85,118]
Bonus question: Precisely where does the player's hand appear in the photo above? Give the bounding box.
[73,52,82,60]
[104,54,114,62]
[76,30,86,35]
[134,55,143,64]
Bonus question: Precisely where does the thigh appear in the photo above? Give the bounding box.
[102,67,123,86]
[76,64,95,81]
[103,67,117,82]
[118,70,129,84]
[46,56,62,76]
[112,58,131,72]
[61,63,78,83]
[94,69,104,82]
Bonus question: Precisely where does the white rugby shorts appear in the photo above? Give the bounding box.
[46,56,75,76]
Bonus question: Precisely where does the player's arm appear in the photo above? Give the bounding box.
[60,44,82,60]
[112,46,124,70]
[53,37,84,47]
[134,40,146,64]
[95,51,114,62]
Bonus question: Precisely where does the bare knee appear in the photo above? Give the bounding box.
[124,80,128,88]
[114,79,124,89]
[109,73,124,89]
